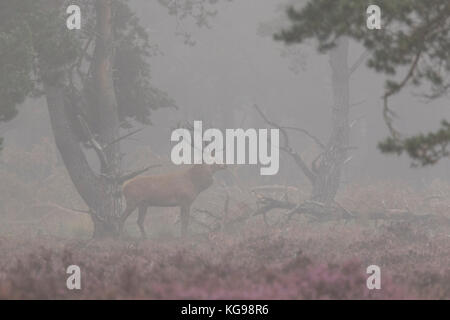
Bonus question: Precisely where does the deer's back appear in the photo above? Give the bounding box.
[123,171,197,207]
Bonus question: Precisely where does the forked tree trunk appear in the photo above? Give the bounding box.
[311,38,350,204]
[40,0,123,238]
[43,82,120,238]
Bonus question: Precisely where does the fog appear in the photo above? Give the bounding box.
[5,0,449,184]
[0,0,449,299]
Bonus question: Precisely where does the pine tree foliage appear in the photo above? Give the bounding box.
[275,0,450,166]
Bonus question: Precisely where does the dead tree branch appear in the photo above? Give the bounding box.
[349,50,370,76]
[104,128,144,150]
[77,115,109,172]
[253,195,297,216]
[253,104,317,183]
[281,126,325,149]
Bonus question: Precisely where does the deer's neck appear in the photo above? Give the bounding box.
[188,169,213,193]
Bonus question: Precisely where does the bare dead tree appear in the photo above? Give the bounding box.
[252,102,357,222]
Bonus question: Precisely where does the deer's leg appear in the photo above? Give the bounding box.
[120,202,137,235]
[180,205,191,238]
[137,206,148,239]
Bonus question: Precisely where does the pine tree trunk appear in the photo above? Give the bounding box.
[39,0,123,238]
[311,38,350,204]
[43,81,120,239]
[89,0,123,237]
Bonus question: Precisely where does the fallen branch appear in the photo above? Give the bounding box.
[31,202,91,215]
[251,185,301,194]
[253,195,297,216]
[194,208,221,220]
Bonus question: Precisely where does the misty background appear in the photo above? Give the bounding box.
[1,0,448,189]
[0,0,449,300]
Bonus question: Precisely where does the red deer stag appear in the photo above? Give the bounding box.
[120,164,226,238]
